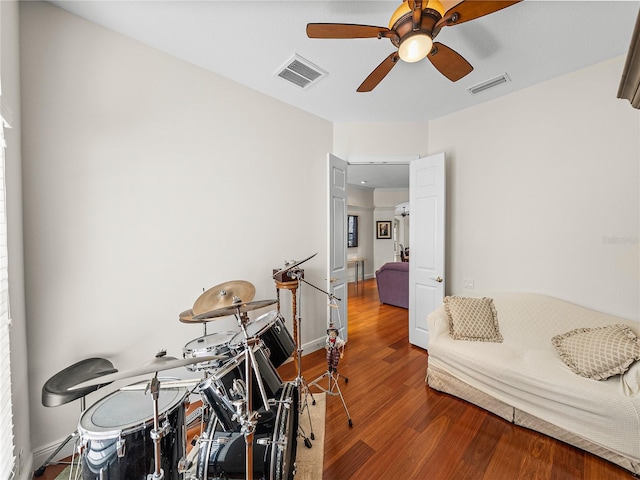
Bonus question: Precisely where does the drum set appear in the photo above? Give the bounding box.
[55,257,326,480]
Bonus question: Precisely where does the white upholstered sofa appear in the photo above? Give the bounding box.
[426,293,640,474]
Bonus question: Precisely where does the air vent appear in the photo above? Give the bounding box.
[467,73,511,95]
[275,54,327,89]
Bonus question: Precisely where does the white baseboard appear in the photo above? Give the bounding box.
[32,432,80,475]
[302,336,327,355]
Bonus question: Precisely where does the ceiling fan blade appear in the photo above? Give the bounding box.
[427,42,473,82]
[437,0,522,28]
[307,23,391,39]
[357,52,399,92]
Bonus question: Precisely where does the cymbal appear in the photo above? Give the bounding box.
[272,253,317,279]
[120,378,200,390]
[192,299,277,321]
[69,353,226,390]
[192,280,256,317]
[179,309,196,323]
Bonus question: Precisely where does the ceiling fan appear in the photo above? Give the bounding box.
[306,0,522,92]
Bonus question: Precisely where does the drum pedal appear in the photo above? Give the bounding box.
[177,456,193,474]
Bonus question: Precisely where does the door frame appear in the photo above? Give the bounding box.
[329,154,417,338]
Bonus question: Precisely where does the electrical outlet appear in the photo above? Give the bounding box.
[463,278,475,289]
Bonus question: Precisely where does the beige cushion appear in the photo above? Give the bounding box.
[552,324,640,380]
[443,296,503,343]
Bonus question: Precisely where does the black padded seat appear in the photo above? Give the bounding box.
[42,357,117,407]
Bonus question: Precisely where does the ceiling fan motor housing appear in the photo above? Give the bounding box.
[389,2,445,48]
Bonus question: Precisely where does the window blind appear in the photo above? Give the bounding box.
[0,99,14,480]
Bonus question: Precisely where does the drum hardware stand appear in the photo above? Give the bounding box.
[274,268,316,449]
[233,308,274,480]
[148,374,167,480]
[308,298,353,428]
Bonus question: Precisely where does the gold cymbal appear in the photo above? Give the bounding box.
[178,309,196,323]
[192,280,256,317]
[192,299,277,321]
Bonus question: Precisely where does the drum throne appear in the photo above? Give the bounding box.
[34,357,117,477]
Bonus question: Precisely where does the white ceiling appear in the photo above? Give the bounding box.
[47,0,639,189]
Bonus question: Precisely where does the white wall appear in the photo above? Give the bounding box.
[346,185,373,281]
[333,121,428,155]
[20,1,332,463]
[429,56,640,320]
[2,1,31,478]
[346,186,411,277]
[373,189,409,271]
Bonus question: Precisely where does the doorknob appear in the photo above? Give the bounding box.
[431,276,444,283]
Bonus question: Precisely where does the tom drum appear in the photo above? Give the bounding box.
[231,311,295,368]
[183,331,238,371]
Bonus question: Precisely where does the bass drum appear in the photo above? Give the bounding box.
[78,383,188,480]
[197,382,299,480]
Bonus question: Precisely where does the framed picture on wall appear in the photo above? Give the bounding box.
[376,221,392,239]
[347,215,358,247]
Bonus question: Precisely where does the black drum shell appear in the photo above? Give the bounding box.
[231,312,295,368]
[78,386,187,480]
[197,382,299,480]
[198,346,283,432]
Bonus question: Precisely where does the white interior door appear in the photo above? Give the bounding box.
[327,154,348,341]
[409,153,446,349]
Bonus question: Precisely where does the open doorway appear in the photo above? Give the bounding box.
[343,157,412,337]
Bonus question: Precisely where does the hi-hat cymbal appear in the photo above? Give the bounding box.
[192,280,256,317]
[192,299,277,321]
[272,253,317,279]
[69,353,226,390]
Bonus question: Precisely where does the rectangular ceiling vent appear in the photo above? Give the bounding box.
[275,54,327,89]
[468,73,511,95]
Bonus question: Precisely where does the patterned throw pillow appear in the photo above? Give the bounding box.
[443,296,503,343]
[551,324,640,380]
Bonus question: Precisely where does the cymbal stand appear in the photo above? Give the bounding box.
[284,269,317,449]
[308,295,353,428]
[232,309,273,480]
[148,375,165,480]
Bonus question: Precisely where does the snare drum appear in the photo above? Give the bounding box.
[197,381,299,480]
[183,331,237,371]
[197,345,283,432]
[231,311,295,368]
[78,384,188,480]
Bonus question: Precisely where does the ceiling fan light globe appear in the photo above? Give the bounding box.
[398,34,432,63]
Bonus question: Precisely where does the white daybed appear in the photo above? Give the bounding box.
[426,293,640,474]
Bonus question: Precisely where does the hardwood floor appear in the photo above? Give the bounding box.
[34,279,634,479]
[278,279,634,480]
